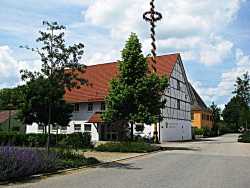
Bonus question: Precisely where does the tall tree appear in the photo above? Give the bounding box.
[210,102,221,135]
[102,33,168,140]
[19,77,73,133]
[233,72,250,105]
[222,96,246,132]
[20,21,86,150]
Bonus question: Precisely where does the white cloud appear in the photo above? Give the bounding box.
[62,0,93,6]
[0,46,40,88]
[83,0,243,65]
[191,48,250,104]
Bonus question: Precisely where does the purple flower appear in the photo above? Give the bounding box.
[0,147,59,181]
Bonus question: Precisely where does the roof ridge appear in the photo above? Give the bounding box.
[85,53,180,68]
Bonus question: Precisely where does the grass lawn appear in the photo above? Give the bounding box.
[238,131,250,143]
[95,141,161,153]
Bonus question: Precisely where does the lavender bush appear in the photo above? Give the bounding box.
[0,147,99,182]
[0,147,59,181]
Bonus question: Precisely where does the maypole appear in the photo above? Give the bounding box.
[143,0,162,143]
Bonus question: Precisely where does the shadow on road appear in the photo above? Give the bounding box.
[160,146,200,151]
[99,162,142,170]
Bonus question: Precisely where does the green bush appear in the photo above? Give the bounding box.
[95,141,161,153]
[218,122,235,135]
[58,133,92,150]
[238,131,250,143]
[194,127,204,136]
[0,132,92,148]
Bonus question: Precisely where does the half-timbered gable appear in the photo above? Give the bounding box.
[160,55,192,141]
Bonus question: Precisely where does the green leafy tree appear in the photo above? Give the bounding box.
[0,87,24,110]
[233,72,250,105]
[20,21,86,150]
[19,77,73,132]
[102,33,168,140]
[222,96,246,132]
[210,102,221,135]
[223,72,250,132]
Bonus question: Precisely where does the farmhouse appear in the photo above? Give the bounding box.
[26,53,194,142]
[189,83,213,129]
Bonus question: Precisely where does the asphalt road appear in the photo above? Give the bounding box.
[6,134,250,188]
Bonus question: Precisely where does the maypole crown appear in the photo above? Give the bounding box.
[143,0,162,72]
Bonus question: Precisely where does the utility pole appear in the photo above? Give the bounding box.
[143,0,162,143]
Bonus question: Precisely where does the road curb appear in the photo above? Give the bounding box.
[0,150,163,186]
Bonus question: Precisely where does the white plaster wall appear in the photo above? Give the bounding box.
[26,102,102,142]
[26,123,44,134]
[159,119,192,141]
[68,120,99,141]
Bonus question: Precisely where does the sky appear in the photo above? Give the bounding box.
[0,0,250,109]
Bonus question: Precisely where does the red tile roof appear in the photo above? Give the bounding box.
[0,111,17,124]
[88,112,103,123]
[64,53,179,103]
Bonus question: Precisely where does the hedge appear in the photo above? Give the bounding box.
[0,132,92,149]
[95,141,161,153]
[238,131,250,143]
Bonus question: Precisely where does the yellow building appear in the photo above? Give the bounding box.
[189,84,213,129]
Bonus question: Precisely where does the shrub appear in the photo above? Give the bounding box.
[238,131,250,143]
[194,128,204,136]
[0,147,99,182]
[218,122,234,135]
[95,141,160,153]
[0,147,58,181]
[0,132,92,148]
[58,132,92,150]
[11,126,20,132]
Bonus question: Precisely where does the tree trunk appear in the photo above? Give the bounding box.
[46,103,51,154]
[130,122,134,141]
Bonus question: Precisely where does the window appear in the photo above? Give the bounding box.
[74,124,81,131]
[74,103,80,112]
[177,80,180,90]
[88,103,93,111]
[38,125,43,130]
[191,112,194,120]
[177,99,180,110]
[135,124,144,132]
[101,102,106,111]
[61,126,67,130]
[84,124,92,132]
[52,125,57,130]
